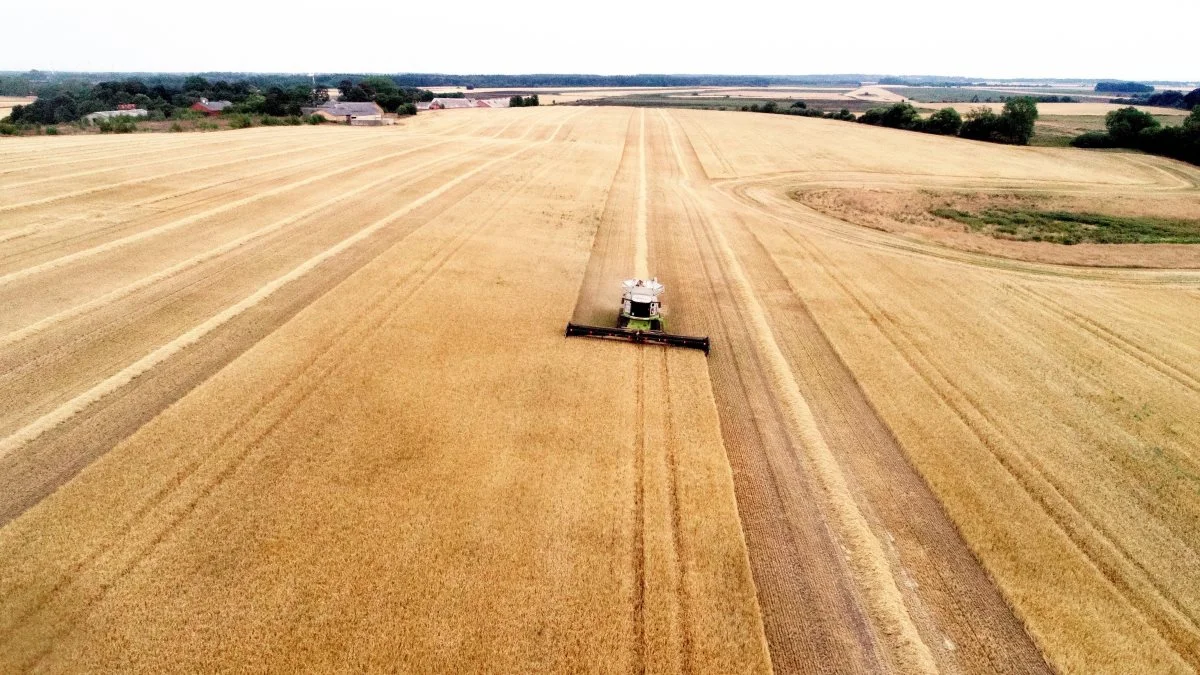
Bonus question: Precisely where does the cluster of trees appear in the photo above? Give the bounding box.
[742,100,855,121]
[1071,106,1200,166]
[4,76,325,125]
[336,77,428,113]
[0,75,33,96]
[1095,81,1154,93]
[508,94,540,107]
[854,98,1039,144]
[2,75,437,126]
[1110,88,1200,110]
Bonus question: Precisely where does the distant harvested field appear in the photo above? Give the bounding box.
[668,88,854,100]
[845,86,909,102]
[1,106,1199,673]
[0,96,35,121]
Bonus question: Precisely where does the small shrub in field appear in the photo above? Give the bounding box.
[170,122,184,132]
[97,116,138,134]
[228,114,254,129]
[197,120,218,131]
[259,116,283,126]
[924,108,963,135]
[0,123,18,136]
[1070,132,1117,148]
[307,114,324,125]
[45,126,59,135]
[285,116,303,125]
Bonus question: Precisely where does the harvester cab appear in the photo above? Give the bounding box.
[566,278,710,354]
[619,278,665,331]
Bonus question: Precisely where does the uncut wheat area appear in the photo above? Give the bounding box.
[0,106,1198,673]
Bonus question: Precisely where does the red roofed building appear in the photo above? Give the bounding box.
[190,98,232,115]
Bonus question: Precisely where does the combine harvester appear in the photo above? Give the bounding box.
[566,278,710,354]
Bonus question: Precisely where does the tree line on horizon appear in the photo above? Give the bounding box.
[748,98,1041,145]
[2,76,434,127]
[1072,106,1200,166]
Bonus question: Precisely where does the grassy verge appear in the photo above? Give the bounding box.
[930,207,1200,244]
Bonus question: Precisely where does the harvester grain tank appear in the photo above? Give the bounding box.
[565,278,710,354]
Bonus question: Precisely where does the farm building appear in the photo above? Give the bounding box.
[302,101,394,125]
[84,108,148,122]
[190,98,232,115]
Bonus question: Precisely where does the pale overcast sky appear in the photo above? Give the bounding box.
[3,0,1196,81]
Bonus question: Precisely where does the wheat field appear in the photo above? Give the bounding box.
[0,106,1197,672]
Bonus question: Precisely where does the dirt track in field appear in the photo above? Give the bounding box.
[1,107,1198,672]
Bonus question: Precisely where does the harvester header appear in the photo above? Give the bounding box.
[565,278,710,354]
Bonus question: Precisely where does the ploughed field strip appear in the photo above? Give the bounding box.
[1,106,1199,672]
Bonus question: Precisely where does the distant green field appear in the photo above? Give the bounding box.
[886,87,1080,103]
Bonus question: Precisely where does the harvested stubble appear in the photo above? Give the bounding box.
[0,109,767,671]
[0,104,1197,674]
[674,109,1200,672]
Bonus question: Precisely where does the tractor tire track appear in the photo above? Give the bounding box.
[0,147,507,449]
[642,110,889,672]
[0,130,577,663]
[0,115,576,458]
[659,108,1055,672]
[0,131,375,215]
[0,137,385,267]
[0,138,453,287]
[0,140,491,349]
[773,216,1200,669]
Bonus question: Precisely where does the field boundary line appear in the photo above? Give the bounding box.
[659,110,937,673]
